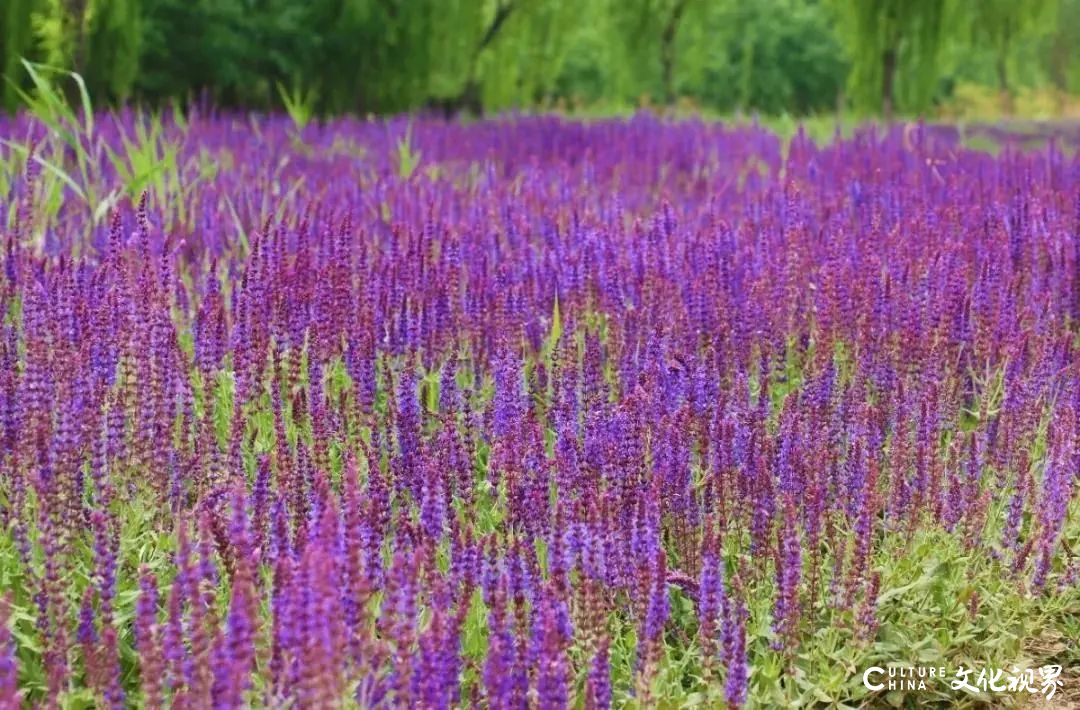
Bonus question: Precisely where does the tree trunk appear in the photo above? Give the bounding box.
[60,0,89,108]
[65,0,89,75]
[881,46,897,121]
[996,30,1012,115]
[1048,32,1068,93]
[660,39,675,106]
[996,55,1013,115]
[441,0,516,117]
[660,0,690,106]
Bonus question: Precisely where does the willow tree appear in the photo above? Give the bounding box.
[1,0,40,111]
[609,0,698,105]
[964,0,1056,111]
[85,0,142,102]
[428,0,512,114]
[325,0,442,113]
[830,0,951,118]
[658,0,692,104]
[476,0,579,110]
[1045,0,1080,94]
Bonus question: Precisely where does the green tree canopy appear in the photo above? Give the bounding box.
[1,0,1074,117]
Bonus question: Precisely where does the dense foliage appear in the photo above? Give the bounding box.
[1,0,1077,116]
[0,102,1077,707]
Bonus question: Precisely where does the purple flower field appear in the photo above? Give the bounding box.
[0,111,1078,708]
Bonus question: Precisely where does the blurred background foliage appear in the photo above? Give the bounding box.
[1,0,1077,118]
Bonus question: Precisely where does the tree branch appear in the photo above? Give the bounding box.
[374,0,399,21]
[476,0,517,58]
